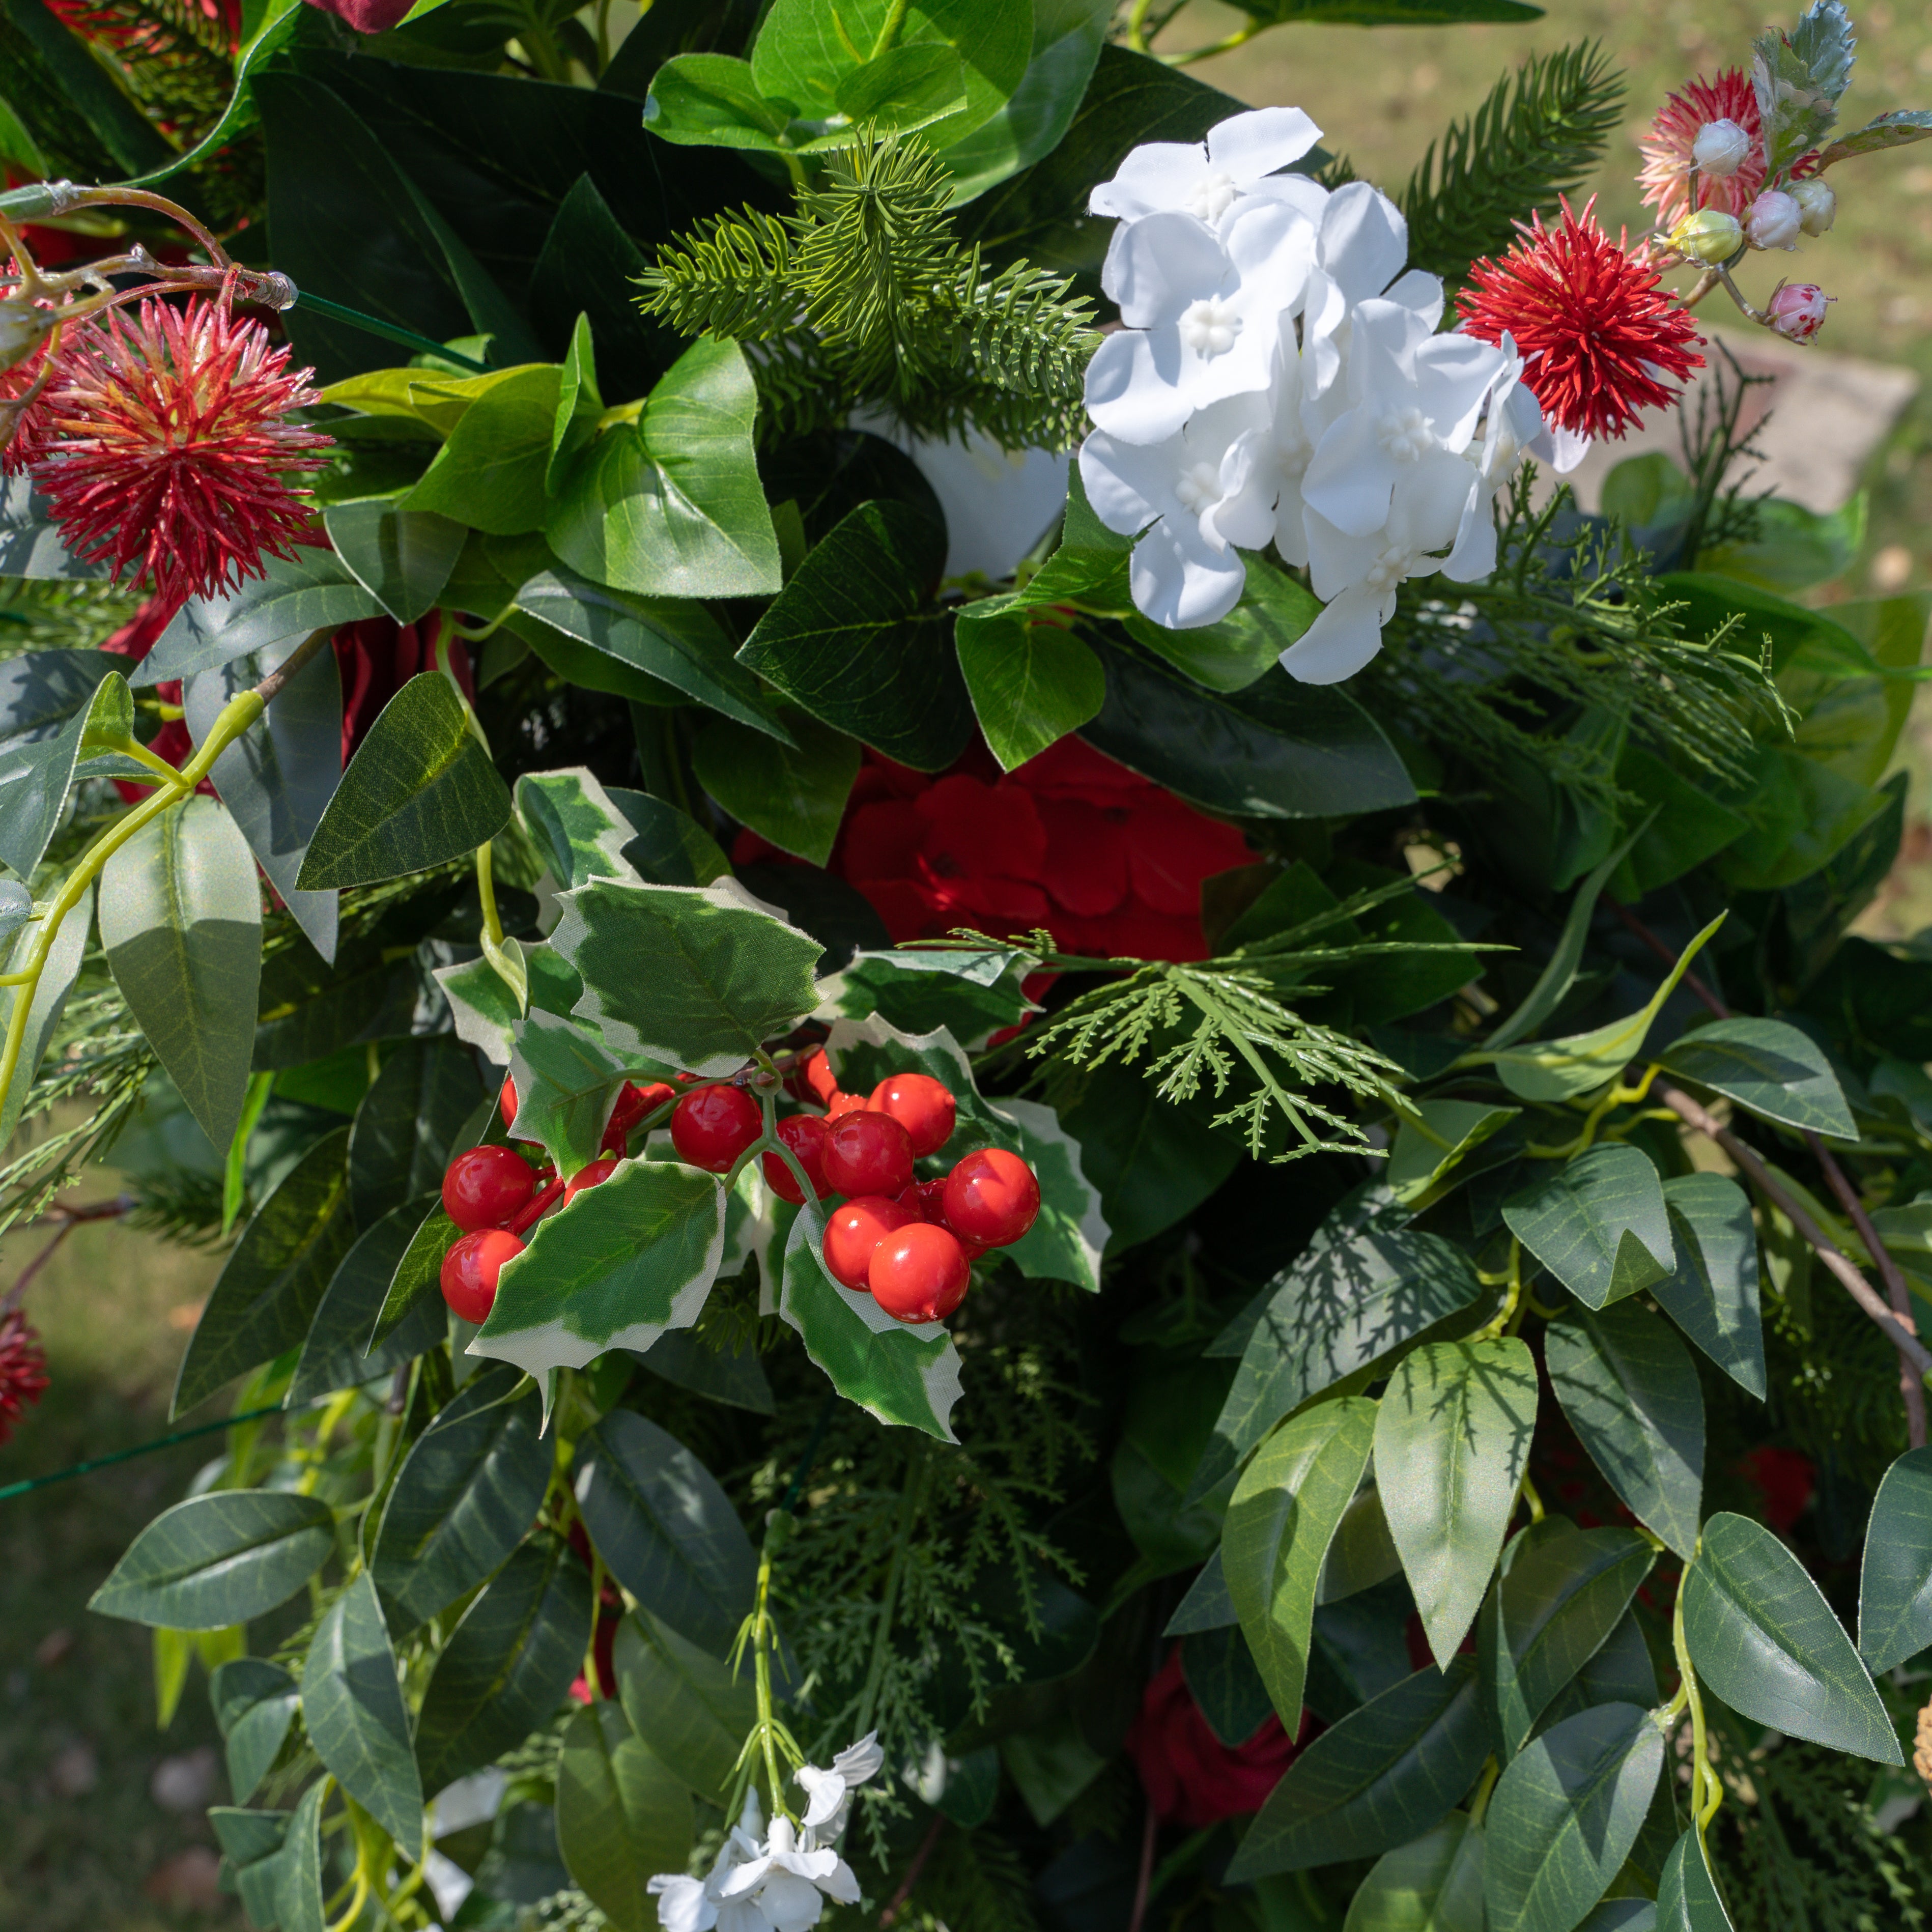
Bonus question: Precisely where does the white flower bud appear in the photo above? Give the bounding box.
[1745,189,1803,251]
[1791,177,1836,236]
[1691,119,1752,179]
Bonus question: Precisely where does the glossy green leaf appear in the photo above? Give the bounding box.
[404,365,562,535]
[209,1802,290,1925]
[1342,1814,1485,1932]
[570,1410,756,1658]
[144,546,384,684]
[643,51,794,149]
[556,1701,693,1932]
[1503,1144,1673,1312]
[324,499,467,623]
[516,768,643,892]
[90,1491,336,1630]
[272,1777,326,1932]
[476,1156,726,1380]
[692,709,861,866]
[1378,1338,1538,1666]
[556,873,823,1077]
[289,1197,447,1406]
[737,501,972,772]
[606,787,731,887]
[0,659,129,880]
[1224,1397,1377,1724]
[1655,1828,1737,1930]
[211,1658,300,1803]
[1387,1099,1520,1204]
[1858,1445,1932,1672]
[1547,1306,1704,1560]
[301,1571,423,1850]
[1181,1623,1276,1747]
[368,1204,463,1351]
[1483,1702,1663,1932]
[0,880,91,1148]
[173,1128,354,1416]
[347,1036,481,1232]
[955,599,1106,771]
[298,673,511,889]
[633,1330,775,1415]
[372,1362,550,1633]
[416,1531,595,1792]
[1655,1016,1855,1140]
[1227,1660,1487,1879]
[613,1609,756,1804]
[1651,1174,1765,1400]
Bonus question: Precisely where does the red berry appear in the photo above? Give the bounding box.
[603,1079,674,1154]
[563,1157,619,1205]
[944,1148,1040,1248]
[822,1195,916,1291]
[442,1145,536,1233]
[764,1114,831,1205]
[498,1073,538,1141]
[441,1229,523,1323]
[800,1048,840,1106]
[869,1224,971,1324]
[868,1072,956,1158]
[898,1178,948,1223]
[821,1110,914,1198]
[670,1085,762,1171]
[827,1090,868,1120]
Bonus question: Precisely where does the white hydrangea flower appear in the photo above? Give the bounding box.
[1088,106,1322,225]
[716,1814,861,1930]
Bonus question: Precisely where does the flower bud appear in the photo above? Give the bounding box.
[1692,118,1752,179]
[1766,281,1832,344]
[1669,209,1744,264]
[0,299,57,373]
[1745,189,1802,251]
[1791,177,1836,236]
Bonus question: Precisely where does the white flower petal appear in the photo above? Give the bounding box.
[831,1733,885,1788]
[1205,105,1322,179]
[1280,580,1388,683]
[1304,504,1386,602]
[1129,520,1247,629]
[1550,424,1592,473]
[1079,428,1182,533]
[795,1766,847,1830]
[649,1872,719,1932]
[1084,331,1192,445]
[817,1857,862,1907]
[1225,174,1330,229]
[1412,332,1509,449]
[750,1871,827,1932]
[716,1902,769,1932]
[1444,486,1499,582]
[1381,268,1445,329]
[1392,447,1483,554]
[1102,210,1229,326]
[1318,181,1408,304]
[1304,409,1395,538]
[1089,142,1210,220]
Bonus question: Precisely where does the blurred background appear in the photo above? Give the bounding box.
[3,2,1930,1925]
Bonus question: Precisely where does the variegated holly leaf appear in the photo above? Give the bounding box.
[516,767,644,893]
[471,1157,726,1379]
[507,1007,666,1176]
[825,1015,1109,1292]
[812,946,1039,1051]
[1753,1,1853,176]
[437,943,585,1065]
[553,875,823,1077]
[778,1212,963,1441]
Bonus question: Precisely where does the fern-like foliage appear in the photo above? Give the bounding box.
[637,130,1099,452]
[44,0,235,144]
[1401,43,1625,285]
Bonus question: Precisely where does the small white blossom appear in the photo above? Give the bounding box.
[716,1814,861,1930]
[794,1729,884,1836]
[1691,118,1751,178]
[1088,106,1322,224]
[1791,177,1836,236]
[1745,188,1802,251]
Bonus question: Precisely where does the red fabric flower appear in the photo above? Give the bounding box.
[1739,1446,1815,1536]
[1457,197,1705,442]
[0,1310,50,1446]
[296,0,414,33]
[1125,1647,1304,1828]
[334,617,472,764]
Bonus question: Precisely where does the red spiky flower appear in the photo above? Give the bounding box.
[25,294,332,608]
[0,1309,49,1446]
[1456,196,1705,443]
[1638,69,1766,224]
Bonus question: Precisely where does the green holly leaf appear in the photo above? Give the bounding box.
[556,1701,693,1932]
[812,946,1037,1049]
[517,768,646,892]
[1651,1175,1766,1400]
[301,1571,423,1850]
[1820,107,1932,165]
[1503,1144,1674,1311]
[436,941,586,1067]
[505,1009,637,1176]
[90,1491,336,1629]
[367,1204,463,1351]
[1655,1016,1855,1140]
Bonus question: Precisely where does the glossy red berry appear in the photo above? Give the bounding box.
[764,1114,831,1205]
[898,1178,948,1223]
[868,1073,956,1158]
[826,1090,867,1121]
[498,1073,537,1141]
[670,1085,762,1172]
[821,1110,914,1199]
[822,1195,916,1291]
[604,1079,674,1153]
[944,1148,1040,1248]
[442,1145,536,1233]
[441,1229,524,1323]
[800,1048,840,1106]
[563,1157,619,1205]
[870,1223,971,1323]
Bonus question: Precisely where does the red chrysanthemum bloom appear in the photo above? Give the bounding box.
[1456,197,1705,442]
[25,295,332,607]
[0,1309,50,1446]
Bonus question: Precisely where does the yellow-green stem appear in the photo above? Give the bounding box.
[1672,1574,1720,1836]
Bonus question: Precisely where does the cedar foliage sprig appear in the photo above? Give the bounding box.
[636,130,1100,451]
[1400,43,1625,285]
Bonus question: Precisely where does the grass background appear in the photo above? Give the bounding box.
[3,3,1930,1924]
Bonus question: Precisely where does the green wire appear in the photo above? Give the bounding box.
[288,291,495,375]
[0,1402,285,1504]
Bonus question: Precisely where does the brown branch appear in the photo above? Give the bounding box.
[877,1814,945,1927]
[0,1194,133,1318]
[1127,1798,1158,1932]
[253,627,335,709]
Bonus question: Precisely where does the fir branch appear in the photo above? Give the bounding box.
[1401,44,1625,286]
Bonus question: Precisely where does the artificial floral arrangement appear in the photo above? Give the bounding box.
[4,0,1932,1926]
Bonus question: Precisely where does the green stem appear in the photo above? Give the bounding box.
[1166,22,1257,64]
[1125,0,1155,53]
[477,841,505,950]
[868,0,909,58]
[855,1446,925,1740]
[1672,1572,1721,1836]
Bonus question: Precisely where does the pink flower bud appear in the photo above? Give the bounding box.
[1745,189,1802,251]
[1767,282,1832,344]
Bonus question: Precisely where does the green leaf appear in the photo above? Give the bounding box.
[1240,0,1538,19]
[1684,1512,1902,1764]
[1481,1524,1656,1756]
[634,1330,775,1415]
[1377,1339,1539,1667]
[955,600,1106,771]
[1227,1660,1487,1879]
[613,1609,756,1805]
[211,1659,300,1804]
[173,1129,354,1417]
[571,1410,756,1658]
[368,1205,463,1351]
[643,52,795,150]
[1819,106,1932,165]
[1699,494,1866,595]
[347,1036,482,1232]
[323,499,468,623]
[0,881,91,1148]
[556,1701,692,1932]
[554,874,823,1077]
[1503,1145,1673,1312]
[1388,1099,1521,1204]
[1654,1017,1855,1140]
[90,1492,336,1630]
[273,1777,326,1932]
[209,1803,291,1923]
[1224,1397,1378,1724]
[548,336,780,599]
[1656,1827,1737,1930]
[812,944,1036,1050]
[779,1208,965,1441]
[1181,1623,1276,1746]
[504,1008,634,1176]
[737,501,972,772]
[127,0,302,186]
[289,1198,447,1406]
[1126,558,1322,692]
[1483,1703,1664,1932]
[0,660,129,879]
[1858,1445,1932,1673]
[371,1363,550,1633]
[404,365,562,535]
[1343,1814,1485,1932]
[0,477,105,578]
[692,709,861,867]
[144,547,384,685]
[301,1571,423,1850]
[607,787,731,887]
[517,768,645,892]
[1651,1175,1766,1400]
[298,673,511,890]
[1752,1,1853,177]
[1547,1305,1704,1560]
[415,1530,595,1792]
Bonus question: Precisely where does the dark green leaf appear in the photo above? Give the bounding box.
[955,600,1106,771]
[298,673,512,889]
[529,183,673,409]
[1656,1828,1737,1930]
[556,1700,692,1932]
[607,786,731,886]
[212,1658,300,1802]
[0,658,128,879]
[145,546,383,684]
[613,1609,756,1804]
[1343,1813,1485,1932]
[368,1205,463,1351]
[1502,1144,1673,1312]
[289,1198,447,1406]
[90,1491,336,1629]
[1651,1174,1765,1401]
[632,1330,775,1415]
[643,51,792,149]
[0,477,105,579]
[692,708,861,866]
[301,1571,422,1849]
[273,1778,326,1932]
[1182,1624,1276,1747]
[0,880,92,1148]
[1655,1016,1855,1140]
[1166,1548,1236,1635]
[1858,1445,1932,1673]
[323,499,467,623]
[1125,557,1320,693]
[347,1036,482,1232]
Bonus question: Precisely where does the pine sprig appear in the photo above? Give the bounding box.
[637,130,1099,451]
[1401,43,1625,285]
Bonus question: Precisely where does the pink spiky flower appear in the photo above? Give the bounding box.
[0,1309,49,1446]
[1639,70,1767,224]
[26,295,332,607]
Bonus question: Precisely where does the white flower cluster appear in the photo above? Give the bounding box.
[647,1734,884,1931]
[1079,107,1553,684]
